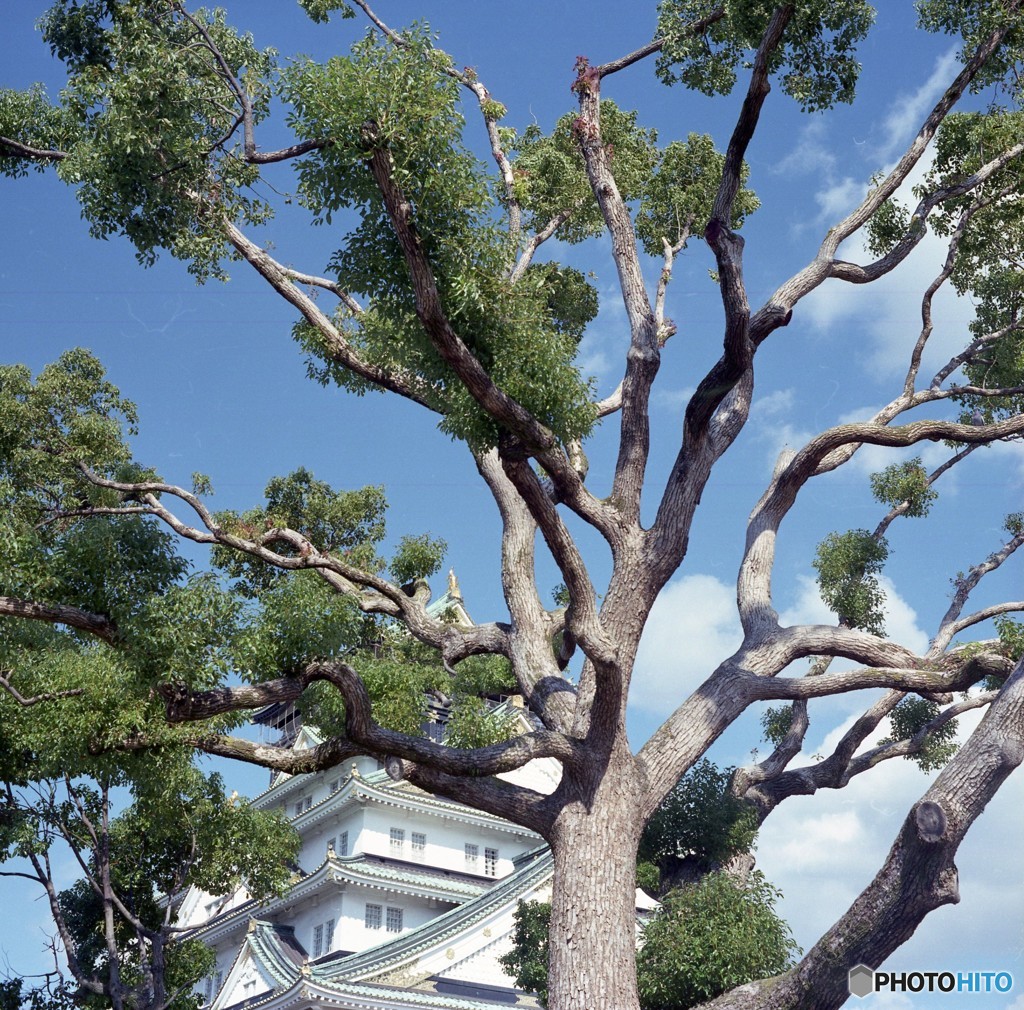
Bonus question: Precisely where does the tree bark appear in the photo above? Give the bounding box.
[547,743,644,1010]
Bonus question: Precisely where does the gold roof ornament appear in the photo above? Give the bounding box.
[447,568,462,600]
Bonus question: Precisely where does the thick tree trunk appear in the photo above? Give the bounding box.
[547,747,644,1010]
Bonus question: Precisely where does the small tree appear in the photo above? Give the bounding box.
[0,762,297,1010]
[637,873,799,1010]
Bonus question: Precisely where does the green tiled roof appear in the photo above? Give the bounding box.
[317,846,552,982]
[327,854,489,901]
[231,847,552,1007]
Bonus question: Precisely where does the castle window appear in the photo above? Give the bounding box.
[386,906,404,933]
[329,778,341,794]
[312,918,334,958]
[465,843,478,870]
[485,847,499,877]
[365,903,382,930]
[390,827,405,855]
[338,830,348,857]
[411,832,426,860]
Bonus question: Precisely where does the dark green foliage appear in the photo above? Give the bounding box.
[39,1,121,72]
[869,109,1024,427]
[443,693,519,749]
[284,28,597,448]
[0,977,78,1010]
[879,697,958,772]
[636,872,800,1009]
[995,615,1024,662]
[655,0,875,111]
[212,468,388,596]
[917,0,1024,97]
[638,760,758,873]
[869,458,938,518]
[0,349,139,518]
[0,84,81,175]
[813,529,890,635]
[4,3,276,278]
[759,705,794,747]
[233,570,367,680]
[635,133,758,253]
[498,900,551,1006]
[512,100,658,244]
[636,861,661,897]
[297,0,356,23]
[390,533,447,585]
[0,760,297,1010]
[524,264,600,344]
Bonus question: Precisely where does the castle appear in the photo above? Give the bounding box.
[177,576,560,1010]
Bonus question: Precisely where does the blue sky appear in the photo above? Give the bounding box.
[2,2,1023,1005]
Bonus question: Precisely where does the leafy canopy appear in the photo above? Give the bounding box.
[636,872,800,1009]
[655,0,875,111]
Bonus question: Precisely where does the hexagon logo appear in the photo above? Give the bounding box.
[848,964,875,998]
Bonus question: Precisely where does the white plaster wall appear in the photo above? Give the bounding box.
[284,885,448,957]
[297,805,366,869]
[359,804,534,878]
[437,935,519,988]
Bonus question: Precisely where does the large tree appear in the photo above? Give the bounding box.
[3,3,1024,1009]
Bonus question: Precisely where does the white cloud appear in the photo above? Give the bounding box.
[874,50,960,163]
[799,51,981,385]
[773,119,839,179]
[631,574,742,714]
[756,732,1024,977]
[748,388,816,467]
[778,573,929,656]
[650,384,694,412]
[814,177,866,226]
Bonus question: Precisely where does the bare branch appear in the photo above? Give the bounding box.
[162,659,577,780]
[0,673,85,707]
[360,129,619,539]
[0,595,118,645]
[748,6,1023,346]
[222,220,430,405]
[473,448,577,733]
[934,524,1024,651]
[593,8,727,78]
[0,137,68,161]
[749,654,1012,701]
[712,657,1024,1010]
[71,463,508,664]
[510,206,580,283]
[572,64,658,521]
